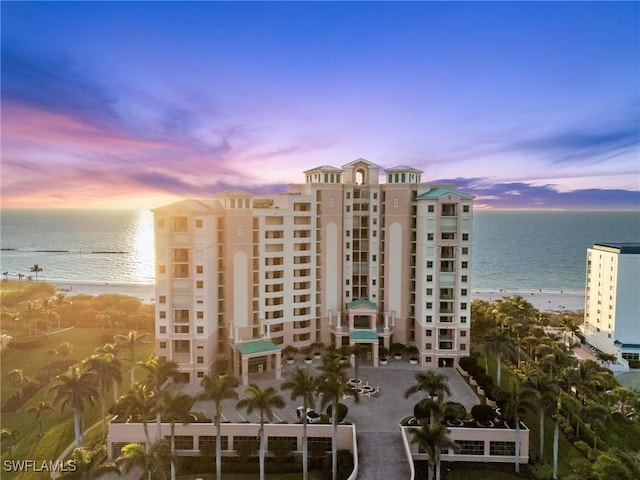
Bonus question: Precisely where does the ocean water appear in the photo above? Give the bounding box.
[1,209,639,291]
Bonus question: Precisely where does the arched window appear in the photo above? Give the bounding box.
[355,168,366,185]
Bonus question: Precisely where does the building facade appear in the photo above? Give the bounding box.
[583,243,640,366]
[153,159,474,384]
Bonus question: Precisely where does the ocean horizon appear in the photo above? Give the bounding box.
[1,209,638,292]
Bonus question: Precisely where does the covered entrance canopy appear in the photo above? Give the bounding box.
[233,339,282,386]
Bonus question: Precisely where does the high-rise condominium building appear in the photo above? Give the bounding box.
[153,159,474,384]
[583,243,640,367]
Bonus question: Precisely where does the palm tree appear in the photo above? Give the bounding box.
[526,373,559,461]
[199,374,238,480]
[58,445,119,480]
[409,419,457,480]
[317,351,358,480]
[110,383,156,450]
[1,428,19,459]
[84,353,122,439]
[497,378,539,473]
[281,367,318,480]
[347,343,368,383]
[236,384,286,480]
[115,330,150,385]
[30,264,43,281]
[50,366,98,447]
[26,401,53,437]
[404,370,451,402]
[139,354,181,440]
[116,440,171,480]
[160,391,196,480]
[484,328,517,387]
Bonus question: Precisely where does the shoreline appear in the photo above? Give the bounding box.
[46,280,584,313]
[51,280,156,304]
[471,289,584,312]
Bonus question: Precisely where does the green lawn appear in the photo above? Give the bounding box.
[1,326,155,480]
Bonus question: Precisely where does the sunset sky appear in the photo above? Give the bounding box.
[1,2,639,210]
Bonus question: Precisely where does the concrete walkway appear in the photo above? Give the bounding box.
[357,432,412,480]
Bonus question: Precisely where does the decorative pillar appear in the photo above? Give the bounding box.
[275,350,282,380]
[373,342,379,367]
[384,313,389,333]
[241,356,249,386]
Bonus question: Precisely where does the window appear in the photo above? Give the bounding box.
[426,288,433,295]
[174,325,189,334]
[441,232,455,240]
[393,197,399,208]
[173,264,189,277]
[428,205,434,213]
[462,247,468,254]
[461,289,467,296]
[158,265,166,274]
[426,302,433,309]
[425,343,432,350]
[197,311,204,319]
[460,344,466,351]
[461,303,467,310]
[237,224,244,236]
[427,261,433,268]
[426,316,433,322]
[427,233,434,241]
[159,295,166,304]
[197,371,204,378]
[195,219,203,228]
[172,436,194,450]
[159,311,166,319]
[461,261,468,268]
[462,233,469,241]
[197,356,204,364]
[461,275,468,282]
[157,219,165,228]
[159,326,166,334]
[460,330,467,337]
[456,440,484,456]
[372,254,377,262]
[200,436,229,451]
[427,275,433,282]
[196,281,204,288]
[426,330,432,336]
[196,265,204,274]
[461,316,467,323]
[197,326,204,334]
[159,341,166,349]
[490,441,515,456]
[463,205,470,213]
[172,217,188,232]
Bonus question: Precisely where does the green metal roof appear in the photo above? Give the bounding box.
[346,298,377,310]
[417,187,474,200]
[350,330,378,341]
[235,339,279,356]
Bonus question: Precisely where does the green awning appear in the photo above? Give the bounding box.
[346,298,377,310]
[350,330,378,341]
[235,339,279,356]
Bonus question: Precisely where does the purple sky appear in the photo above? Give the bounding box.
[1,2,639,210]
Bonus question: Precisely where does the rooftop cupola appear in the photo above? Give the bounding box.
[303,165,344,184]
[385,165,423,184]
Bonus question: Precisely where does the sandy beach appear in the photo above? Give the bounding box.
[53,281,156,304]
[471,289,584,312]
[50,281,584,312]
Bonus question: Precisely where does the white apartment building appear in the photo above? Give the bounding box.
[153,159,474,384]
[583,243,640,365]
